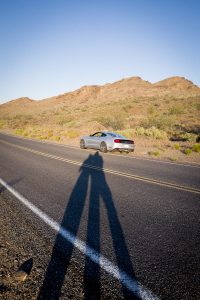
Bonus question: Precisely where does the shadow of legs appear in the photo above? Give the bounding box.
[84,151,139,299]
[84,174,100,300]
[37,162,91,300]
[102,187,139,299]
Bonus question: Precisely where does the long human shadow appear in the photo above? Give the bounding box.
[37,152,138,299]
[84,152,138,299]
[37,154,92,299]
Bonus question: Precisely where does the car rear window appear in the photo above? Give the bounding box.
[107,133,117,137]
[107,133,125,138]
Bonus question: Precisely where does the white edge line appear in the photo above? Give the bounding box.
[1,131,200,169]
[0,177,159,300]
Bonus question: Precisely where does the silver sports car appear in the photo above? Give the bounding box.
[80,131,134,153]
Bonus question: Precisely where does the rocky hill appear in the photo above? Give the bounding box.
[154,76,200,91]
[1,76,200,117]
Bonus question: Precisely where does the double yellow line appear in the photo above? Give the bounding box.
[1,139,200,194]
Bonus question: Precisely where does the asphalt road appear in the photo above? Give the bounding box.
[0,132,200,300]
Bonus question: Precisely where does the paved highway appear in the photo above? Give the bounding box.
[0,132,200,300]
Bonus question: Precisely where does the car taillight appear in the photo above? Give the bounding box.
[114,139,134,144]
[114,139,121,143]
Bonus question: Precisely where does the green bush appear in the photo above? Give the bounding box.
[13,114,33,126]
[23,131,29,137]
[47,130,53,138]
[174,144,180,150]
[141,114,176,131]
[148,151,160,157]
[184,148,192,155]
[134,126,167,140]
[122,104,133,112]
[53,136,61,141]
[66,130,80,138]
[15,129,25,135]
[170,157,178,161]
[116,129,134,139]
[67,121,77,128]
[134,126,145,136]
[195,103,200,111]
[56,115,74,125]
[192,143,200,153]
[180,132,195,142]
[168,106,185,115]
[145,127,167,139]
[147,106,156,115]
[0,120,6,129]
[170,132,196,142]
[39,135,47,140]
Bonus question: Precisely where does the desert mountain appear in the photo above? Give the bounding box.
[1,76,199,118]
[8,97,35,106]
[154,76,200,91]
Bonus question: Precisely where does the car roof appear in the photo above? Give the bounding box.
[103,131,116,134]
[103,131,125,137]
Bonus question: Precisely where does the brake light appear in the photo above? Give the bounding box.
[114,139,134,144]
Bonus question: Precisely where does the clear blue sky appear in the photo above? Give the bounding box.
[0,0,200,103]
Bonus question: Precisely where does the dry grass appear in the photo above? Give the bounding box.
[0,76,200,163]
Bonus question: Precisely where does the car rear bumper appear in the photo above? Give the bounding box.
[111,143,135,151]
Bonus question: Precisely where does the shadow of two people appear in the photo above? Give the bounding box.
[37,151,138,300]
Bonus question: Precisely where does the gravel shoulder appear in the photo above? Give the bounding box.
[0,190,124,300]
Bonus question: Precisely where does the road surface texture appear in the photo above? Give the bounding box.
[0,132,200,300]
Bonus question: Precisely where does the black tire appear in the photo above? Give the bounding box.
[100,142,107,153]
[80,139,86,149]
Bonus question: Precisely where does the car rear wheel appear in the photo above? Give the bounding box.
[80,139,86,149]
[100,142,107,153]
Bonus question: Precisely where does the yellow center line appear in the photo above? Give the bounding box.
[1,139,200,194]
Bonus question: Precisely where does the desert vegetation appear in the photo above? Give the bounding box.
[0,76,200,162]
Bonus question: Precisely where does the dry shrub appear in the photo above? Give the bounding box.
[97,115,125,130]
[192,144,200,153]
[135,126,167,140]
[148,151,160,156]
[141,114,176,131]
[116,129,134,139]
[66,130,80,139]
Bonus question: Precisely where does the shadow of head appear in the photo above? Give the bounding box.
[18,258,33,275]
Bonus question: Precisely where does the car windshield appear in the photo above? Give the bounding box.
[106,132,125,138]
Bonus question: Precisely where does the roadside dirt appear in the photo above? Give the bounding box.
[0,191,123,300]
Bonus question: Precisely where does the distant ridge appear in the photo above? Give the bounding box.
[8,97,35,105]
[0,76,200,117]
[154,76,199,90]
